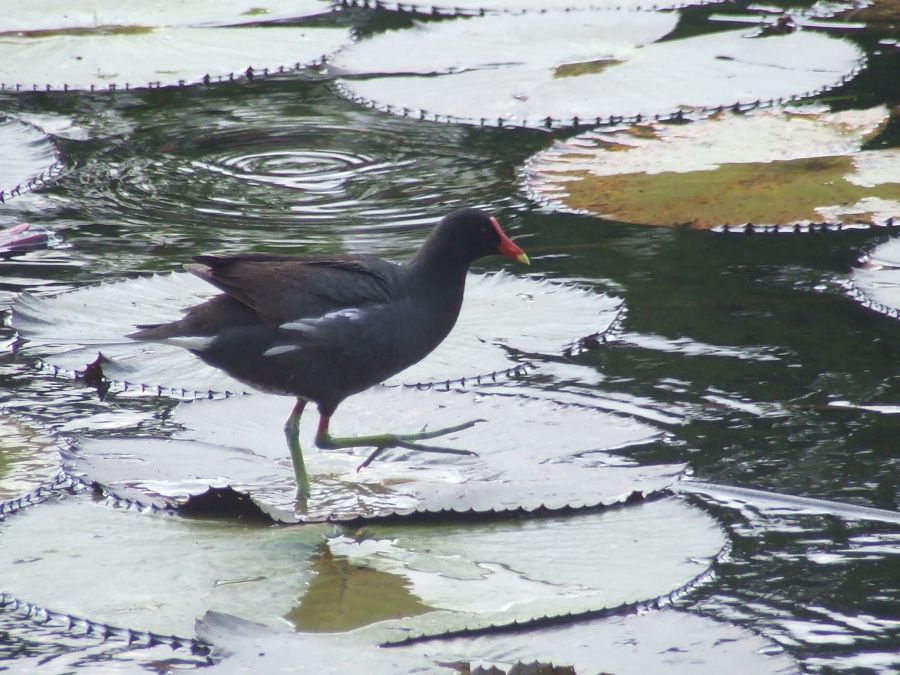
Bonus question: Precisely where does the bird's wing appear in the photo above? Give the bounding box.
[188,253,398,327]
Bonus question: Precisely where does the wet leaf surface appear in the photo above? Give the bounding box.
[66,388,679,522]
[342,0,712,14]
[848,235,900,318]
[524,106,900,228]
[0,601,209,675]
[332,15,863,128]
[0,495,726,647]
[0,413,58,502]
[4,0,333,31]
[196,607,795,674]
[11,271,621,394]
[286,545,435,631]
[0,118,61,203]
[325,497,725,635]
[0,498,328,637]
[0,25,349,92]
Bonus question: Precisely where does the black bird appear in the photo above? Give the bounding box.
[129,208,529,497]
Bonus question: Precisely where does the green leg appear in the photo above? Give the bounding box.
[314,415,483,470]
[284,399,310,499]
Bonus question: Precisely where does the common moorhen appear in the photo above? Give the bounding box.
[129,208,529,497]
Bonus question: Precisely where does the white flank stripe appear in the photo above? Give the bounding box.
[263,345,301,357]
[163,336,215,351]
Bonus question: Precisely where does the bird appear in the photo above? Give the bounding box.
[129,208,529,498]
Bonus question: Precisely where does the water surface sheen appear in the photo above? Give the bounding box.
[0,18,898,674]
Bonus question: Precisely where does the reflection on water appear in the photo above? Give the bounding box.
[0,27,898,675]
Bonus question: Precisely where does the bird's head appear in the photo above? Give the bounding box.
[431,208,530,267]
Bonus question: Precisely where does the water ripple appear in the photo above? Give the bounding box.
[66,83,541,257]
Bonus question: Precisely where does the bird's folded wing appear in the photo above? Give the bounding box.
[188,253,398,326]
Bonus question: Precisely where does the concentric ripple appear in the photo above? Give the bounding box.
[68,84,541,258]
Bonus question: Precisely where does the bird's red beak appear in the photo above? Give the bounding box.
[491,216,530,265]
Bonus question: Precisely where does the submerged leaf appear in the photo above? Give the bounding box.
[0,118,61,202]
[10,271,620,395]
[197,606,795,674]
[848,236,900,319]
[0,25,349,92]
[66,387,678,522]
[332,13,863,128]
[524,106,900,228]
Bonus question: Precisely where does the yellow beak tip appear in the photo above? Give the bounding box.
[517,252,531,265]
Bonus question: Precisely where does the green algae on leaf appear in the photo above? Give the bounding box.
[524,106,900,228]
[332,13,863,128]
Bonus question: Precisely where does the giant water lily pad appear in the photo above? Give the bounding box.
[0,118,61,203]
[10,270,620,395]
[0,413,58,502]
[0,498,327,637]
[524,105,900,228]
[339,0,713,13]
[4,0,332,31]
[847,236,900,319]
[0,23,349,92]
[65,387,679,522]
[198,607,796,674]
[331,13,863,128]
[0,495,725,642]
[319,497,725,634]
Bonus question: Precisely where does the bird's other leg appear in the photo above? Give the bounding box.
[283,398,310,499]
[314,414,483,470]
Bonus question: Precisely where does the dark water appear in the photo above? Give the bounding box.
[1,6,899,673]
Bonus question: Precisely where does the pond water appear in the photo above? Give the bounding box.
[1,5,899,674]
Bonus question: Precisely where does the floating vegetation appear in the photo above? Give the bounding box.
[332,13,863,128]
[523,106,900,229]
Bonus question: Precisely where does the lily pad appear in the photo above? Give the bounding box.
[524,106,900,229]
[3,0,332,31]
[0,498,328,637]
[847,236,900,319]
[0,118,62,203]
[0,598,209,674]
[0,25,349,92]
[331,13,863,128]
[0,413,58,502]
[385,609,797,674]
[0,495,725,642]
[66,387,679,522]
[322,497,725,635]
[198,608,796,674]
[338,0,713,13]
[10,270,621,395]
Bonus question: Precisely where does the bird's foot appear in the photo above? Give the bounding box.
[314,418,484,471]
